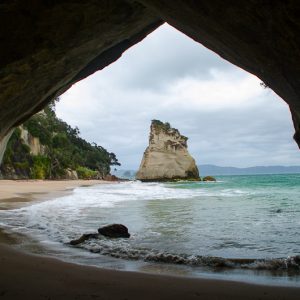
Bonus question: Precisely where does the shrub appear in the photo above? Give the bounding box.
[76,166,98,179]
[31,155,50,179]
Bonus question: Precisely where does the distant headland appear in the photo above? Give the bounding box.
[199,164,300,176]
[115,165,300,179]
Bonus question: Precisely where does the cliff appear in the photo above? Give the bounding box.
[136,120,200,181]
[19,125,46,156]
[0,102,120,180]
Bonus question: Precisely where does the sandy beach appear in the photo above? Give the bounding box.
[0,179,109,210]
[0,180,300,300]
[0,179,108,201]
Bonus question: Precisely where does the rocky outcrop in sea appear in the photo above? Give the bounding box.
[136,120,200,182]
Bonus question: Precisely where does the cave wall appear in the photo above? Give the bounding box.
[0,0,162,140]
[0,130,13,164]
[0,0,300,160]
[140,0,300,147]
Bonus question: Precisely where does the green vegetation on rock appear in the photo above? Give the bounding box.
[76,166,99,180]
[150,119,188,142]
[151,119,171,131]
[31,155,51,179]
[0,99,120,179]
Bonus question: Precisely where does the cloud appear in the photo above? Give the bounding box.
[57,24,300,170]
[94,24,236,91]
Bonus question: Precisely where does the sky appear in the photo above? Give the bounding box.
[57,24,300,170]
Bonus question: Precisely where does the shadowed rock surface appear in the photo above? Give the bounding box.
[98,224,130,238]
[70,233,100,246]
[1,0,300,154]
[0,0,162,146]
[70,224,131,245]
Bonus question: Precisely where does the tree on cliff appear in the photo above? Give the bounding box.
[0,100,120,179]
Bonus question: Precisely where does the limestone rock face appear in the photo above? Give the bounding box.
[136,120,199,181]
[64,168,78,180]
[19,126,46,156]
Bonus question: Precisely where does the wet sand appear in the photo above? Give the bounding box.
[0,243,300,300]
[0,180,300,299]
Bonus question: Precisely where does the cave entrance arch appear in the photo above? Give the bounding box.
[1,0,300,159]
[57,24,299,170]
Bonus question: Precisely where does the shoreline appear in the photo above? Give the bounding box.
[0,243,300,300]
[0,179,300,299]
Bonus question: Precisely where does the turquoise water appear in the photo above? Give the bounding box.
[0,174,300,285]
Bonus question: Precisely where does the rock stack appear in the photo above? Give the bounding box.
[136,120,200,182]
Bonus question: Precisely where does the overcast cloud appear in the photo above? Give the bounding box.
[57,24,300,170]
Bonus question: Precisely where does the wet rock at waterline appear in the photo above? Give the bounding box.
[202,176,216,182]
[103,174,119,181]
[70,233,100,245]
[70,224,130,245]
[98,224,130,238]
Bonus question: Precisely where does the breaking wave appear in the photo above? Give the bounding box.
[74,236,300,272]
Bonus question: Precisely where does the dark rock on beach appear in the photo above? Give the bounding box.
[98,224,130,238]
[70,233,99,245]
[103,174,120,181]
[103,174,129,182]
[70,224,130,245]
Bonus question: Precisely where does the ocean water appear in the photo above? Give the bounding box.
[1,174,300,285]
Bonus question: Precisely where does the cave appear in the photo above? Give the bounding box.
[1,2,300,296]
[1,0,300,161]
